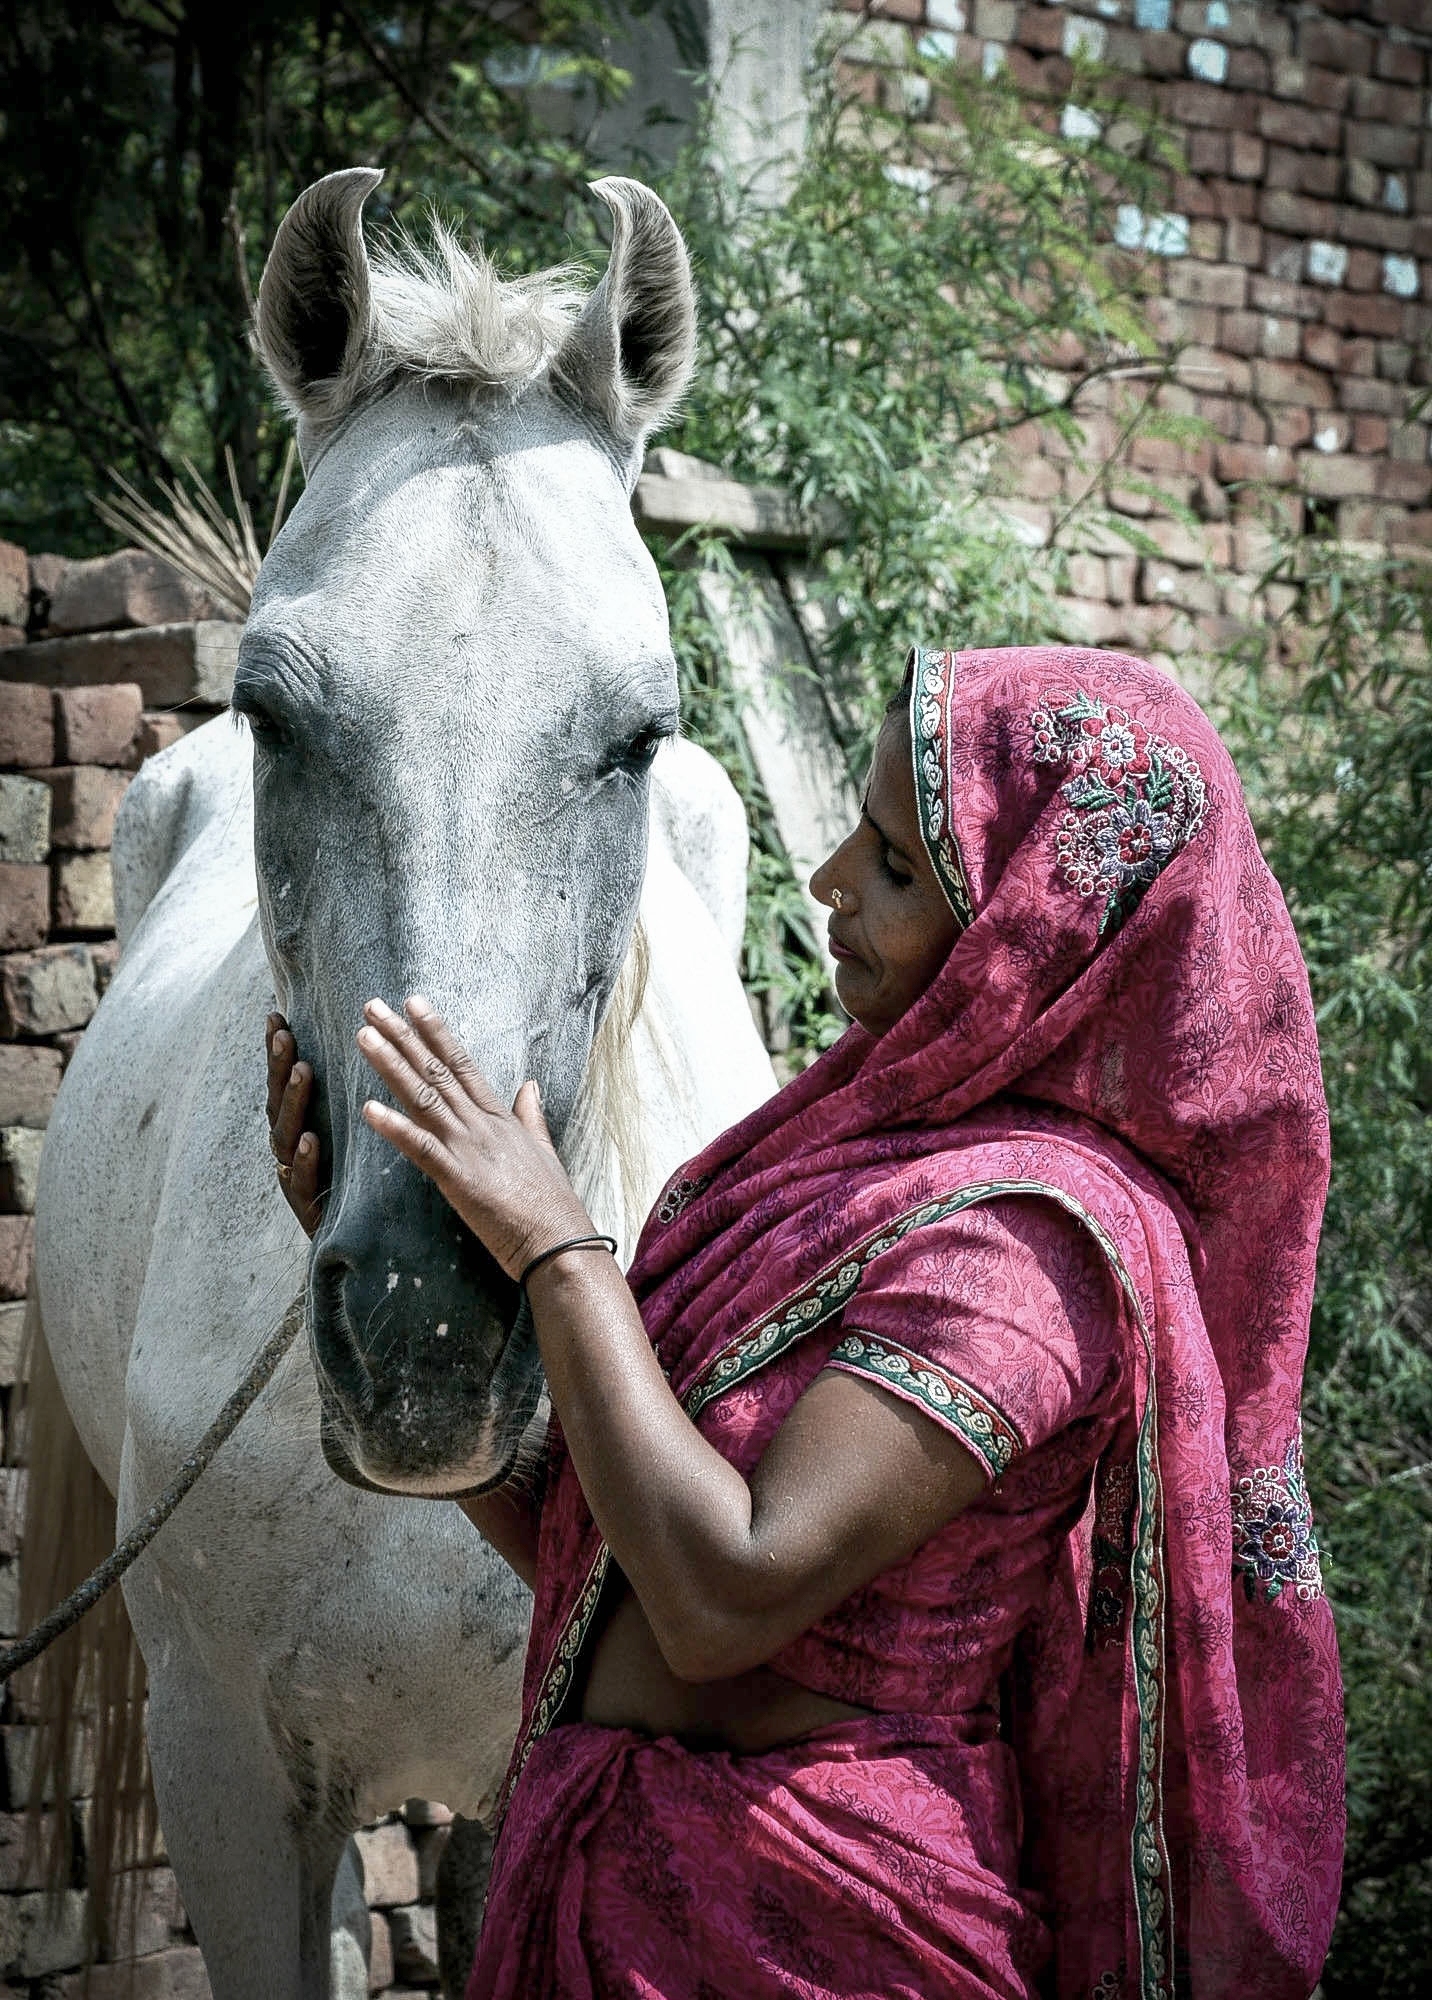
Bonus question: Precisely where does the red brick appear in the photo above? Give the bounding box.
[1187,130,1228,174]
[136,712,190,762]
[0,866,48,951]
[1374,41,1424,86]
[1260,188,1338,237]
[1349,78,1423,125]
[1188,219,1225,260]
[1167,81,1258,130]
[1377,341,1415,380]
[1390,510,1432,546]
[1016,7,1063,53]
[1172,174,1219,218]
[1355,411,1393,450]
[1216,441,1297,484]
[1252,357,1337,406]
[1346,247,1384,292]
[0,686,54,770]
[1226,218,1263,265]
[1337,207,1415,252]
[53,683,143,767]
[1345,121,1421,169]
[1167,260,1249,308]
[1209,177,1257,219]
[1373,0,1432,27]
[1299,19,1373,73]
[1220,308,1262,354]
[1389,421,1428,461]
[1258,101,1341,149]
[1263,233,1304,281]
[1338,375,1406,412]
[1376,459,1432,503]
[36,767,129,851]
[1228,132,1265,179]
[0,942,98,1036]
[1303,323,1344,369]
[1260,314,1302,359]
[0,1044,62,1127]
[1302,453,1379,498]
[1342,338,1377,376]
[1250,275,1320,317]
[0,1216,32,1298]
[1140,31,1187,78]
[0,627,24,649]
[1226,46,1269,93]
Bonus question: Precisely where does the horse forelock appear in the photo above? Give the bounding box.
[306,221,590,433]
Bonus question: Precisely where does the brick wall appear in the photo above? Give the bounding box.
[0,546,451,1996]
[836,0,1432,662]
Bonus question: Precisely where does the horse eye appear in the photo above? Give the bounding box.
[232,694,290,748]
[626,727,663,768]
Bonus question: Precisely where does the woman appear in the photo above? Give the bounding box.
[267,646,1344,1999]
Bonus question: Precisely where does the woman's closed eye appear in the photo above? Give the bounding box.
[879,844,915,886]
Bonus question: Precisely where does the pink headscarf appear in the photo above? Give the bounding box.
[515,646,1343,1997]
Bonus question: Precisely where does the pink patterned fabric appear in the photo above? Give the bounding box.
[470,648,1344,2000]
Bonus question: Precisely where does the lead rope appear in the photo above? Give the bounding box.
[0,1297,304,1684]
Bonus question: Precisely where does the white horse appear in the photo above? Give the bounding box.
[27,170,775,1999]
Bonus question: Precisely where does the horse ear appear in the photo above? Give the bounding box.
[554,178,696,462]
[256,167,383,430]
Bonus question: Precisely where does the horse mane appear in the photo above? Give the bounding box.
[308,221,590,431]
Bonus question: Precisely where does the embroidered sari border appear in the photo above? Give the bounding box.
[910,646,976,931]
[828,1332,1021,1480]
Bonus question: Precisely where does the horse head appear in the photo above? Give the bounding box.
[243,168,695,1496]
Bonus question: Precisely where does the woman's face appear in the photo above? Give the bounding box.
[809,708,959,1038]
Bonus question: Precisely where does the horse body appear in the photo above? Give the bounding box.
[31,173,775,1997]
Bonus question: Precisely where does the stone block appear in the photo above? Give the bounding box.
[100,1864,185,1961]
[2,622,240,710]
[389,1905,440,1986]
[42,549,224,638]
[0,943,98,1037]
[0,1044,61,1128]
[356,1822,420,1908]
[0,865,49,951]
[0,546,25,632]
[52,851,114,935]
[1228,132,1264,179]
[41,766,129,851]
[136,712,191,762]
[0,1563,18,1634]
[0,685,54,770]
[0,1886,88,1978]
[0,775,51,866]
[0,1470,23,1558]
[0,1302,28,1385]
[54,683,143,767]
[0,1808,65,1891]
[56,1944,213,2000]
[368,1912,394,1991]
[0,1129,42,1213]
[0,1218,33,1300]
[92,939,120,995]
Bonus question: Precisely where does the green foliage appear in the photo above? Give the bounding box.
[654,52,1176,1051]
[1215,547,1432,1996]
[0,0,638,550]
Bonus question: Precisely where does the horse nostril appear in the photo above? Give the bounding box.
[310,1251,376,1414]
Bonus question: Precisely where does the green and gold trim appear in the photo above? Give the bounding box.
[828,1332,1021,1478]
[909,646,976,930]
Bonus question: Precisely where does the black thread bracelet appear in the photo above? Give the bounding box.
[518,1233,619,1292]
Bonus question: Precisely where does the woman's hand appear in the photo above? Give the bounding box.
[264,1012,326,1238]
[356,996,594,1281]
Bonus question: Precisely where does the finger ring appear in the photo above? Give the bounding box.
[277,1164,293,1185]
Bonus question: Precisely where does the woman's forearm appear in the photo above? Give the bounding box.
[456,1488,541,1590]
[525,1251,784,1679]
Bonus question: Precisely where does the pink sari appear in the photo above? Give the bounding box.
[469,647,1343,2000]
